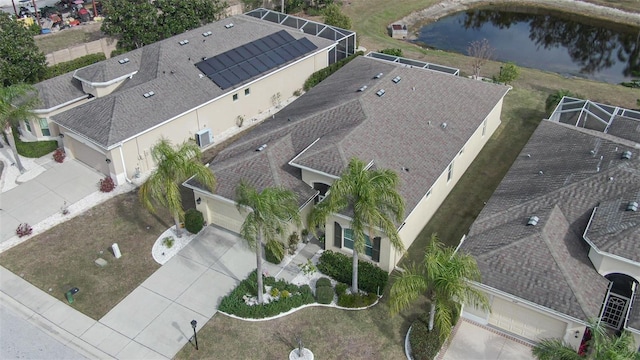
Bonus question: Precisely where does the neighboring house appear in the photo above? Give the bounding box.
[459,97,640,350]
[26,9,355,185]
[185,53,510,273]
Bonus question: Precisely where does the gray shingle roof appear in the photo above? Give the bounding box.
[34,72,86,110]
[190,55,509,214]
[461,120,640,322]
[48,14,334,148]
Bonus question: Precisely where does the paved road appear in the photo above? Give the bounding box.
[0,301,86,360]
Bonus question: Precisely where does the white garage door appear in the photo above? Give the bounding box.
[489,296,567,341]
[210,213,243,234]
[66,136,109,175]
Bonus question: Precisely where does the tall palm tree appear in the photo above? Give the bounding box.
[235,181,301,304]
[389,234,489,341]
[0,84,39,173]
[308,157,405,293]
[139,138,215,237]
[532,320,640,360]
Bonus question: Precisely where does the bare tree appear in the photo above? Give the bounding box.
[467,38,494,80]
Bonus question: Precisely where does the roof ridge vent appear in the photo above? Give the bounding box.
[256,144,267,152]
[143,91,155,98]
[627,201,638,212]
[202,31,212,37]
[527,216,539,226]
[376,89,385,97]
[622,150,632,160]
[392,76,401,83]
[357,85,368,92]
[118,58,130,64]
[374,72,383,79]
[179,40,190,45]
[225,23,234,29]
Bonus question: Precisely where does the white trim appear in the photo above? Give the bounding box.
[583,206,640,267]
[62,128,108,152]
[33,95,90,114]
[73,71,138,87]
[118,146,132,184]
[115,46,334,147]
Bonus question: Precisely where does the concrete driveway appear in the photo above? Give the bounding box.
[439,319,535,360]
[0,159,103,243]
[94,226,256,359]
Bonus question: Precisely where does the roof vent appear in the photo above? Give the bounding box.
[202,31,212,37]
[374,72,383,79]
[441,122,447,129]
[622,150,632,160]
[627,201,638,212]
[376,89,386,97]
[357,85,367,92]
[224,23,234,29]
[527,216,539,226]
[392,76,401,83]
[256,144,267,152]
[179,39,189,45]
[526,154,531,158]
[143,91,155,98]
[539,170,544,175]
[118,58,130,64]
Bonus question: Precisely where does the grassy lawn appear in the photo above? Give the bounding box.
[175,299,427,360]
[0,191,168,320]
[35,23,104,54]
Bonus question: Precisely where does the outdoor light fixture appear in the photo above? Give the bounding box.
[196,198,202,205]
[105,158,111,164]
[59,134,64,138]
[574,330,580,338]
[190,320,199,350]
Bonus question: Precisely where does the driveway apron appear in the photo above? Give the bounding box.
[97,226,256,359]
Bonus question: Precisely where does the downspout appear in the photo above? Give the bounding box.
[118,146,133,184]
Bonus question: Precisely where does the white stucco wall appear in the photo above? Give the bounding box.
[589,248,640,283]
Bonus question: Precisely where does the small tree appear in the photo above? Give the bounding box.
[0,15,47,86]
[323,4,352,30]
[467,38,493,80]
[496,62,519,84]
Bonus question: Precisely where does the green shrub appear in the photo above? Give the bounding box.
[303,51,364,91]
[315,286,334,304]
[218,270,315,318]
[270,287,280,297]
[45,53,107,79]
[380,48,403,57]
[10,128,57,158]
[265,239,285,264]
[315,277,332,288]
[337,292,377,308]
[111,48,129,57]
[317,250,388,294]
[409,312,444,360]
[335,282,348,296]
[184,208,204,234]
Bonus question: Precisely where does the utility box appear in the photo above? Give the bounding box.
[65,287,79,304]
[112,243,122,259]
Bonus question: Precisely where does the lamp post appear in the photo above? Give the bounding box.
[190,320,198,350]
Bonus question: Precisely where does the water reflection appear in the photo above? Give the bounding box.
[417,8,640,83]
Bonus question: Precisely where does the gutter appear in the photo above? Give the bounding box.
[73,71,138,87]
[33,94,90,114]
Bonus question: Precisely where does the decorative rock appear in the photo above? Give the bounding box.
[289,348,314,360]
[95,258,108,267]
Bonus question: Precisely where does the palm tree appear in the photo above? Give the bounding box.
[389,234,489,341]
[532,320,640,360]
[0,84,39,173]
[308,157,405,293]
[139,138,215,237]
[235,181,301,304]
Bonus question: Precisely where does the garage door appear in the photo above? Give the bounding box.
[489,296,567,341]
[210,213,242,234]
[66,136,109,175]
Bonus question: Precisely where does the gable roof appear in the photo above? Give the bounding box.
[461,119,640,322]
[34,72,87,111]
[189,55,509,213]
[47,14,335,149]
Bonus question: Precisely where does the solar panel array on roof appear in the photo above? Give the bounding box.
[195,30,318,90]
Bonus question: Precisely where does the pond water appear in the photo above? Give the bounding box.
[416,7,640,84]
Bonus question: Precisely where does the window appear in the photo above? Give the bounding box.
[232,94,238,101]
[447,161,454,182]
[24,120,31,133]
[39,118,50,136]
[482,120,487,137]
[244,88,250,96]
[344,229,373,257]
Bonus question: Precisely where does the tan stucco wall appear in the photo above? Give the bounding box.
[588,248,640,283]
[80,77,127,98]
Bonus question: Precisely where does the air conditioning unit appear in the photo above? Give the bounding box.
[195,129,213,148]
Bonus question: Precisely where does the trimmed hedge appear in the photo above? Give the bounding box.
[315,277,332,288]
[45,53,107,80]
[317,250,388,294]
[335,282,348,296]
[184,208,204,234]
[315,286,334,304]
[337,292,377,308]
[303,51,364,91]
[265,239,285,264]
[218,270,314,318]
